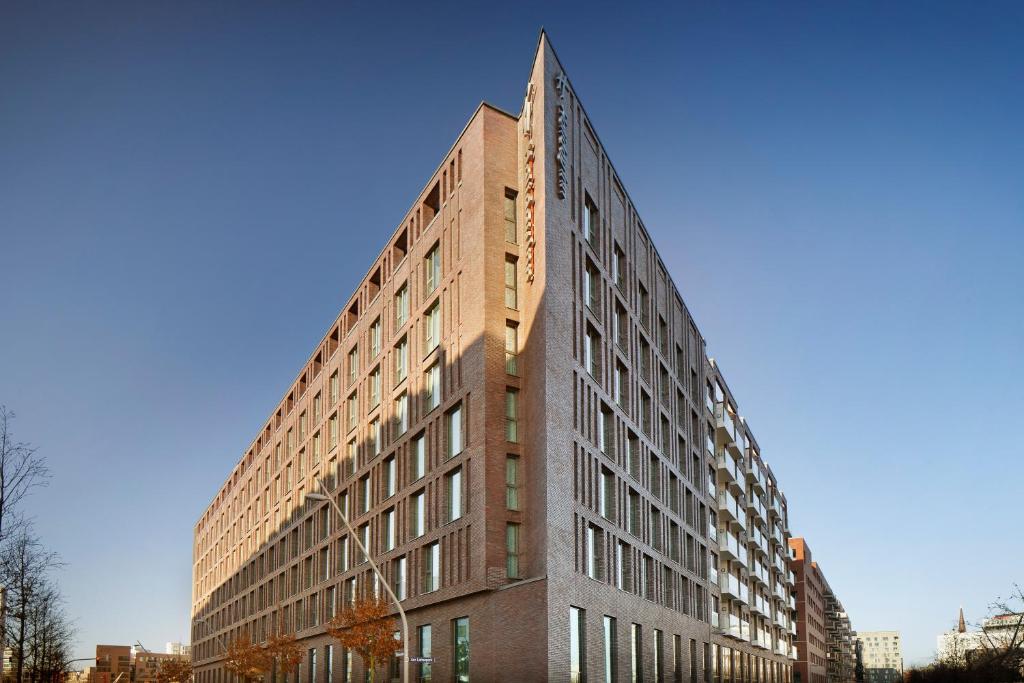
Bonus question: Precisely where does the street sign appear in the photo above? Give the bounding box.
[408,656,434,664]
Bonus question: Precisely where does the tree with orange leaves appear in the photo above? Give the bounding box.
[265,629,304,683]
[224,633,271,683]
[326,598,401,683]
[156,658,194,683]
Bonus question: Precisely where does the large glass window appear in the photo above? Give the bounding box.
[570,606,586,683]
[425,244,441,295]
[453,618,470,683]
[603,616,617,683]
[424,542,440,592]
[631,623,643,683]
[417,625,432,682]
[395,284,409,328]
[413,433,426,480]
[447,403,463,458]
[505,323,519,375]
[394,337,408,383]
[506,523,521,579]
[425,362,441,411]
[424,301,441,354]
[411,490,425,538]
[505,389,519,443]
[447,467,463,521]
[504,189,518,244]
[505,456,520,510]
[505,256,518,309]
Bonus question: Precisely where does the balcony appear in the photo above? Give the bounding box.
[774,611,789,629]
[787,569,795,586]
[714,401,737,442]
[771,525,784,546]
[717,613,745,641]
[737,543,748,567]
[776,641,789,657]
[716,450,740,485]
[718,529,741,561]
[705,393,714,415]
[774,581,788,601]
[747,460,767,494]
[789,594,796,610]
[709,564,719,587]
[705,434,715,459]
[708,522,718,544]
[773,553,787,574]
[717,489,742,523]
[791,645,797,659]
[790,620,797,636]
[719,572,745,603]
[751,593,771,617]
[748,494,767,524]
[707,475,717,500]
[751,561,770,586]
[770,495,785,518]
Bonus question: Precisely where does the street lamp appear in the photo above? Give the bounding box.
[306,478,409,683]
[194,615,228,658]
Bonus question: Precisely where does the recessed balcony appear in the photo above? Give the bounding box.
[748,494,768,524]
[719,572,744,601]
[747,460,767,494]
[716,450,740,485]
[714,401,737,442]
[718,529,741,560]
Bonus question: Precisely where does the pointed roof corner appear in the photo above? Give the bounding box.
[958,606,967,633]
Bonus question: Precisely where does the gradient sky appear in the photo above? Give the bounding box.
[2,0,1021,667]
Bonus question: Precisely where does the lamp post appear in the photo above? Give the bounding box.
[194,615,228,657]
[306,478,409,683]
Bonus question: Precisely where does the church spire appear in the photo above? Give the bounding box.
[958,606,967,633]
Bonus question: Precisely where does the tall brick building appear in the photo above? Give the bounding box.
[192,33,799,682]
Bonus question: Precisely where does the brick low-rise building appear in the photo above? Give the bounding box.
[192,31,800,682]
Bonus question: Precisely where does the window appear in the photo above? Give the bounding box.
[425,362,441,411]
[369,318,382,358]
[504,188,518,243]
[347,392,358,431]
[329,413,339,450]
[417,625,432,681]
[604,616,618,683]
[586,524,603,580]
[347,347,359,386]
[395,556,407,600]
[369,418,381,457]
[412,432,426,481]
[360,476,371,514]
[394,337,408,383]
[631,624,643,683]
[505,256,518,309]
[424,301,441,354]
[505,322,519,375]
[395,284,409,328]
[452,617,470,683]
[446,467,463,521]
[584,327,600,378]
[357,523,370,564]
[570,606,586,683]
[600,468,614,520]
[584,194,599,246]
[384,456,397,497]
[447,403,463,458]
[598,405,613,454]
[654,629,663,683]
[308,648,317,683]
[506,523,521,578]
[330,370,340,405]
[425,243,441,295]
[505,388,519,443]
[394,392,408,437]
[584,261,599,310]
[628,489,641,536]
[613,245,625,289]
[369,366,381,408]
[424,542,440,592]
[384,509,395,551]
[506,456,520,510]
[411,490,426,538]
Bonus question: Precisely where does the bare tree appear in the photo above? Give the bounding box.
[0,407,50,543]
[1,528,63,683]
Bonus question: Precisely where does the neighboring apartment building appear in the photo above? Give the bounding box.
[191,31,798,682]
[165,643,191,657]
[789,539,827,683]
[707,363,798,682]
[94,645,132,683]
[134,652,189,683]
[856,631,902,683]
[823,591,854,683]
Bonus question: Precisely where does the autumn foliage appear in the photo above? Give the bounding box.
[326,598,401,683]
[156,658,194,683]
[224,627,304,683]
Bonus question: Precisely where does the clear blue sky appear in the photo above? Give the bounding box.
[2,0,1021,667]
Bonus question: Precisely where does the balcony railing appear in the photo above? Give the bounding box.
[716,450,740,484]
[719,530,741,561]
[776,641,789,656]
[770,496,785,517]
[719,572,747,604]
[707,475,717,500]
[747,460,767,493]
[772,525,784,546]
[748,494,767,523]
[714,401,737,442]
[717,488,742,522]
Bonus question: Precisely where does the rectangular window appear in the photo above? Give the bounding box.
[347,347,359,387]
[418,624,432,681]
[394,392,408,437]
[412,433,426,480]
[505,388,519,443]
[425,362,440,411]
[308,648,317,683]
[411,490,426,538]
[604,616,618,683]
[329,413,339,450]
[506,522,521,579]
[330,370,340,405]
[505,256,518,309]
[384,509,395,551]
[347,392,358,431]
[600,468,614,520]
[395,556,407,600]
[424,542,440,592]
[447,403,463,458]
[584,195,599,247]
[570,606,586,683]
[424,301,441,354]
[394,284,409,328]
[584,262,599,310]
[425,244,441,295]
[369,318,382,358]
[326,645,333,683]
[587,524,603,580]
[613,245,625,289]
[360,475,371,514]
[631,623,643,683]
[452,617,470,683]
[654,629,663,683]
[505,322,519,375]
[369,418,381,456]
[385,456,397,497]
[447,467,463,521]
[394,337,408,383]
[504,189,518,244]
[369,366,381,407]
[505,456,520,510]
[584,327,600,378]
